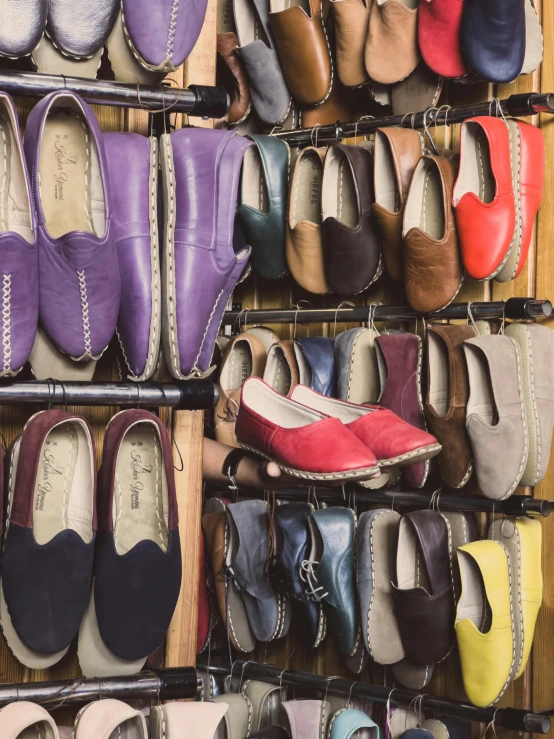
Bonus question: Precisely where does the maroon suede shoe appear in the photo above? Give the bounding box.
[375,333,431,488]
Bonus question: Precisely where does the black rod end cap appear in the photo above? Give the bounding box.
[189,85,229,119]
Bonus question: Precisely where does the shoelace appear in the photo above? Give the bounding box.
[300,559,329,602]
[216,395,240,423]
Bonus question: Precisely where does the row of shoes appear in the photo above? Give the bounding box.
[214,317,554,495]
[0,408,180,676]
[237,116,544,301]
[0,91,253,382]
[0,0,205,78]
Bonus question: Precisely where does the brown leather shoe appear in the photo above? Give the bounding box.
[365,0,420,84]
[403,155,464,313]
[322,144,382,295]
[270,0,333,105]
[425,324,476,489]
[286,147,331,294]
[300,75,363,126]
[331,0,371,88]
[263,340,300,394]
[373,127,423,281]
[215,333,268,446]
[217,32,251,124]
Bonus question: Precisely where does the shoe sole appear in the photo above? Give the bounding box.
[377,443,441,468]
[238,442,380,481]
[495,120,523,282]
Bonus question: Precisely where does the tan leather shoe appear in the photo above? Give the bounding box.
[270,0,333,105]
[365,0,420,84]
[75,700,147,739]
[331,0,371,88]
[373,127,423,281]
[263,340,300,394]
[403,155,464,312]
[215,333,268,446]
[0,702,59,739]
[286,147,331,294]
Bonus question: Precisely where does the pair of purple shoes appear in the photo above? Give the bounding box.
[1,89,252,380]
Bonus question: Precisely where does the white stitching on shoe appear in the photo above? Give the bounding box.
[1,274,11,374]
[525,327,542,485]
[77,270,93,358]
[491,541,517,705]
[153,428,167,552]
[0,127,6,231]
[167,0,181,57]
[498,338,528,500]
[365,510,388,660]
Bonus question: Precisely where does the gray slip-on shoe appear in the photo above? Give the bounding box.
[0,0,47,58]
[47,0,119,58]
[335,327,381,404]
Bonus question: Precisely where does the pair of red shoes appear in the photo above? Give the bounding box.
[453,116,544,283]
[235,378,441,482]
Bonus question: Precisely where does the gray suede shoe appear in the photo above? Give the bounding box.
[233,0,291,124]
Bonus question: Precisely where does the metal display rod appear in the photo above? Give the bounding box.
[274,92,554,146]
[201,659,551,734]
[0,380,218,410]
[0,669,200,708]
[0,70,229,119]
[223,297,552,326]
[225,486,551,517]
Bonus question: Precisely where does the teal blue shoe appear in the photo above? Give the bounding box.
[330,709,381,739]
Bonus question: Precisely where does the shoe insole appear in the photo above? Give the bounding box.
[291,149,322,226]
[263,347,294,396]
[0,112,33,242]
[218,0,236,33]
[19,724,57,739]
[39,109,103,239]
[464,343,499,426]
[403,159,444,239]
[374,130,400,212]
[272,0,309,12]
[457,550,492,633]
[107,719,145,739]
[397,518,431,593]
[113,422,169,555]
[428,331,449,415]
[33,420,94,546]
[293,344,313,386]
[234,0,270,47]
[453,122,494,205]
[241,147,269,212]
[322,148,357,227]
[222,341,253,391]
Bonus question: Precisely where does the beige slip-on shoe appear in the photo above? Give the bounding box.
[331,0,371,87]
[151,703,228,739]
[365,0,419,84]
[0,702,59,739]
[74,700,147,739]
[263,340,300,394]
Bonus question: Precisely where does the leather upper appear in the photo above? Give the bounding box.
[331,0,370,87]
[150,703,227,739]
[418,0,468,78]
[24,91,121,360]
[105,133,159,380]
[0,0,47,57]
[283,700,331,739]
[311,507,359,656]
[75,699,148,739]
[330,709,380,739]
[239,135,289,279]
[425,324,475,488]
[270,0,333,105]
[453,117,516,280]
[122,0,208,71]
[373,127,423,282]
[48,0,118,58]
[322,144,382,295]
[461,0,525,82]
[0,702,60,739]
[162,129,252,378]
[403,155,463,313]
[393,511,455,664]
[296,337,337,396]
[217,32,251,125]
[365,0,420,84]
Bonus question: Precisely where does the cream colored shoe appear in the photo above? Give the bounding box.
[0,702,59,739]
[150,703,228,739]
[74,700,147,739]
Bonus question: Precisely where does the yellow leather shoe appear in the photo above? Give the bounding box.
[489,517,543,679]
[456,540,516,707]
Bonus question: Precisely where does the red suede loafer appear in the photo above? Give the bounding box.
[235,378,380,481]
[453,117,516,280]
[289,384,441,467]
[418,0,469,78]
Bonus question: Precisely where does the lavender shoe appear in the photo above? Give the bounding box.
[0,94,38,377]
[104,133,161,381]
[24,91,121,361]
[160,129,252,379]
[122,0,208,73]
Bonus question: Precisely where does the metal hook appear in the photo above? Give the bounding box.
[483,708,501,739]
[354,115,374,146]
[400,112,416,129]
[310,123,322,148]
[269,123,284,136]
[499,301,506,335]
[333,301,355,338]
[422,107,439,155]
[367,302,382,334]
[335,121,343,144]
[323,675,342,704]
[466,301,479,334]
[239,660,255,693]
[292,300,313,340]
[347,680,360,709]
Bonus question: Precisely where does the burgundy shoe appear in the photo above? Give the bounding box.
[104,133,161,380]
[236,377,380,482]
[375,333,431,488]
[289,384,441,467]
[24,91,121,361]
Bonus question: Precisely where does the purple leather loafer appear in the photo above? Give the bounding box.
[104,133,161,381]
[160,128,252,379]
[24,91,121,361]
[0,94,39,377]
[122,0,208,73]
